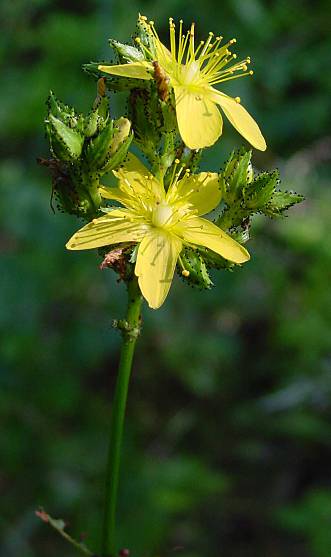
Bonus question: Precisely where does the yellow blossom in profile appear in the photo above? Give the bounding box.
[98,16,266,151]
[66,155,250,309]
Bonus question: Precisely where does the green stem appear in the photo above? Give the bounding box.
[102,277,143,557]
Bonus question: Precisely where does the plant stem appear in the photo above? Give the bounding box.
[102,277,143,557]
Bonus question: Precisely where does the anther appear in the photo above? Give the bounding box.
[149,20,154,25]
[135,37,141,43]
[92,219,98,224]
[231,38,237,44]
[139,15,147,21]
[182,269,190,277]
[249,70,254,75]
[174,158,180,164]
[235,96,241,103]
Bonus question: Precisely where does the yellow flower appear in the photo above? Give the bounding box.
[66,155,250,309]
[98,16,266,151]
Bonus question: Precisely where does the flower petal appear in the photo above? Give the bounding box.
[168,172,221,216]
[98,62,153,80]
[135,230,182,309]
[114,153,165,202]
[211,91,266,151]
[173,86,223,149]
[66,209,149,250]
[99,185,129,204]
[174,216,250,263]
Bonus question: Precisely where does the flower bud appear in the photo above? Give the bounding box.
[46,114,84,161]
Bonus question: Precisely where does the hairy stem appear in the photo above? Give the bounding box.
[102,277,143,557]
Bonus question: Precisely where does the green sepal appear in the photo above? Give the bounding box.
[86,119,114,169]
[243,170,279,210]
[47,91,81,129]
[129,88,162,156]
[136,16,156,59]
[221,148,252,204]
[84,96,110,137]
[264,190,305,217]
[109,39,144,62]
[180,248,213,290]
[100,131,133,174]
[47,114,84,161]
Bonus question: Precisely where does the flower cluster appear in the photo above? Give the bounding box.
[42,15,303,309]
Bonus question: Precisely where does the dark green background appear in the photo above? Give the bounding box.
[1,1,331,556]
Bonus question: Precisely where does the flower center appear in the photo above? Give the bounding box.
[152,202,173,228]
[179,61,201,86]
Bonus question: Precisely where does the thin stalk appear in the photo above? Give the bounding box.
[102,277,143,557]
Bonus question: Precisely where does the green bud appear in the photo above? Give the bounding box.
[86,120,114,169]
[47,91,77,126]
[109,118,131,156]
[84,110,99,138]
[47,114,84,161]
[109,39,144,62]
[129,88,162,154]
[136,15,156,59]
[101,119,133,173]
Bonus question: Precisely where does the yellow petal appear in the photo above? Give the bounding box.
[135,230,182,309]
[167,172,221,216]
[98,62,153,80]
[174,216,250,263]
[66,209,149,250]
[174,86,223,150]
[99,185,129,204]
[115,152,151,176]
[114,153,165,203]
[211,91,266,151]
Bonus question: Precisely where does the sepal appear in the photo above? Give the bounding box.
[109,39,144,62]
[46,114,84,161]
[179,248,213,289]
[264,190,304,217]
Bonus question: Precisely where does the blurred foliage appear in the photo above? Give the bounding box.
[1,1,331,557]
